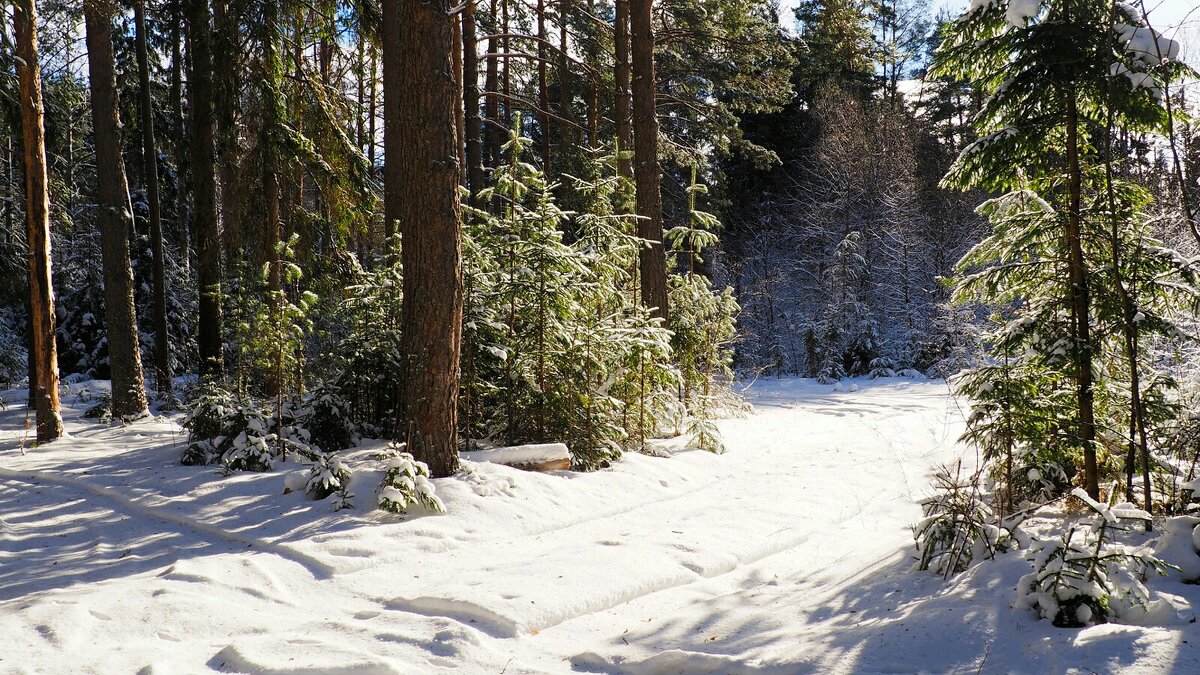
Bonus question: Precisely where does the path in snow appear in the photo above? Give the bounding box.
[17,378,1182,674]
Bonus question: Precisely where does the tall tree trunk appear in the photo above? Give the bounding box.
[1065,93,1098,501]
[171,5,191,269]
[258,0,283,283]
[559,0,572,147]
[537,0,550,171]
[189,0,226,380]
[630,0,668,321]
[586,0,598,147]
[614,0,632,178]
[463,0,486,203]
[384,0,464,478]
[483,0,500,168]
[453,17,467,184]
[213,0,240,270]
[381,0,401,244]
[369,44,378,173]
[502,0,511,131]
[14,0,63,440]
[85,0,149,419]
[259,0,284,398]
[136,0,172,398]
[356,31,366,153]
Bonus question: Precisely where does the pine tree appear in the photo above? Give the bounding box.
[14,0,63,441]
[385,0,465,478]
[936,0,1196,502]
[84,0,149,419]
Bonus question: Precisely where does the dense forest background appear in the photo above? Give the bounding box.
[0,0,1197,476]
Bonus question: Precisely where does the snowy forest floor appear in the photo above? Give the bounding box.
[2,378,1199,674]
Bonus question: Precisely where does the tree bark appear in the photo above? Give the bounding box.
[188,0,226,380]
[368,44,378,173]
[1065,93,1098,500]
[614,0,632,177]
[213,0,241,269]
[136,0,172,398]
[483,0,501,168]
[85,0,149,419]
[171,5,191,269]
[381,0,401,244]
[630,0,668,321]
[258,0,283,286]
[463,0,486,203]
[586,0,598,147]
[14,0,63,441]
[559,0,572,147]
[453,17,466,185]
[537,0,550,171]
[384,0,464,477]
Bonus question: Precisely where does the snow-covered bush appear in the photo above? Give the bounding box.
[1016,489,1174,627]
[295,382,357,453]
[914,459,1020,578]
[181,385,315,471]
[377,443,446,514]
[306,453,353,509]
[82,392,113,424]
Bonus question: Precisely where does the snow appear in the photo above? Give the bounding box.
[4,377,1200,673]
[1005,0,1041,27]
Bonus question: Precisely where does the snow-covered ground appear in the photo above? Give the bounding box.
[2,378,1199,674]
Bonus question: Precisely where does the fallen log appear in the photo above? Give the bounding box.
[460,443,572,472]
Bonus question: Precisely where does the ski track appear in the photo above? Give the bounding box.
[1,378,977,674]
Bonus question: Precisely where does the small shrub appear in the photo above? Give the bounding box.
[914,459,1019,578]
[83,392,112,423]
[868,357,896,379]
[1017,488,1174,627]
[296,383,357,453]
[181,385,314,471]
[377,442,446,514]
[306,453,353,509]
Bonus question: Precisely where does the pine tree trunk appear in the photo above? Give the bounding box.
[463,0,486,203]
[171,8,191,270]
[586,0,599,147]
[559,0,572,147]
[381,0,401,244]
[1065,93,1098,501]
[615,0,632,177]
[453,18,467,184]
[369,45,378,174]
[537,0,550,171]
[213,0,240,271]
[502,0,511,130]
[85,0,149,419]
[135,0,171,398]
[260,0,284,397]
[384,0,465,478]
[483,0,501,168]
[630,0,668,321]
[188,0,226,380]
[258,0,283,284]
[14,0,63,441]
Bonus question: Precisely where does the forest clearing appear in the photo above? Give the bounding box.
[2,0,1200,672]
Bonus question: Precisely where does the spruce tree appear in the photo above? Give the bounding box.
[936,0,1195,502]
